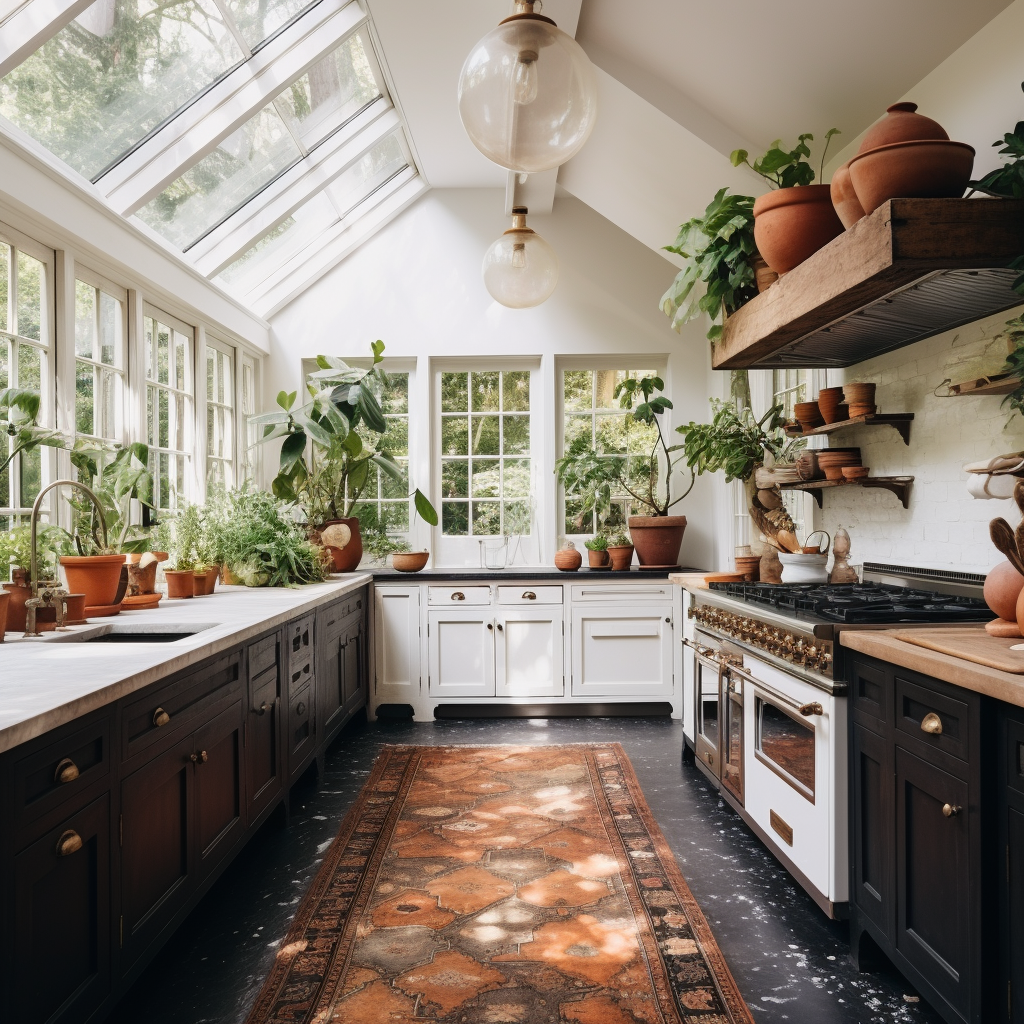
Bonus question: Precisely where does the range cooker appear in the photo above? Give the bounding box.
[682,563,992,919]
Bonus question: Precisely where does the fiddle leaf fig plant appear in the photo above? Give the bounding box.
[731,128,840,188]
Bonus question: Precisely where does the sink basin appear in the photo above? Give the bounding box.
[23,624,219,644]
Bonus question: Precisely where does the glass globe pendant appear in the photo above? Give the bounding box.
[483,207,559,308]
[458,0,598,173]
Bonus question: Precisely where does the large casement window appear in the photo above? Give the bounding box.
[560,367,659,537]
[239,353,260,485]
[74,271,127,445]
[144,306,195,510]
[205,339,235,489]
[0,230,54,530]
[438,368,532,539]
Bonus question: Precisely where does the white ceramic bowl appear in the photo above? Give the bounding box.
[778,551,829,584]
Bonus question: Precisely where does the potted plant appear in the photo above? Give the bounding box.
[731,129,842,274]
[607,533,634,571]
[254,341,436,572]
[584,534,609,568]
[660,189,765,342]
[556,374,694,567]
[165,502,201,599]
[0,523,74,631]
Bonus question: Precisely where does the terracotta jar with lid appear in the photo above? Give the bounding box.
[858,102,949,153]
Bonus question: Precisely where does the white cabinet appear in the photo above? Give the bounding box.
[571,606,673,698]
[427,608,495,697]
[372,586,421,714]
[495,609,563,697]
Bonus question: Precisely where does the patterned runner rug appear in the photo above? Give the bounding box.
[247,744,754,1024]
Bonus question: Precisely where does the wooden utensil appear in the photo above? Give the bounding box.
[990,518,1024,577]
[776,529,801,553]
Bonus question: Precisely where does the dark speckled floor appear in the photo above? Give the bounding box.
[107,716,942,1024]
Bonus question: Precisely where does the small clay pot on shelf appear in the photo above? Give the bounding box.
[607,545,634,571]
[588,548,609,568]
[165,569,195,599]
[555,543,583,572]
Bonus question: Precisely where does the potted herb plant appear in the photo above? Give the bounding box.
[607,533,634,571]
[165,503,201,599]
[0,523,74,631]
[731,129,842,274]
[584,534,609,568]
[555,374,694,567]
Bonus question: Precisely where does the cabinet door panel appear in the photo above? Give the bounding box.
[427,609,495,696]
[246,664,281,820]
[194,700,245,880]
[852,723,892,938]
[342,621,363,706]
[571,607,673,697]
[895,746,970,1015]
[318,632,343,738]
[10,795,110,1024]
[496,610,563,697]
[373,586,420,708]
[121,734,195,966]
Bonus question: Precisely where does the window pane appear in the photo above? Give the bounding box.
[76,361,94,435]
[471,415,500,455]
[471,371,500,412]
[471,460,499,498]
[221,0,314,50]
[503,459,530,498]
[0,0,246,180]
[442,501,468,536]
[564,370,591,411]
[75,280,95,358]
[503,415,529,456]
[325,133,406,215]
[16,340,41,391]
[136,104,301,249]
[502,370,530,412]
[441,372,468,413]
[441,460,468,499]
[441,417,468,457]
[276,34,380,149]
[472,501,500,536]
[98,366,119,439]
[98,291,120,365]
[16,251,42,341]
[0,245,8,331]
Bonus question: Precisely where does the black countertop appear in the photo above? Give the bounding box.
[370,567,700,582]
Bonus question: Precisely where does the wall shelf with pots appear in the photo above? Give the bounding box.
[713,198,1024,370]
[935,372,1021,397]
[784,412,915,444]
[780,475,914,509]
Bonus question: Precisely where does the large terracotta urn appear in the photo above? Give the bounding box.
[320,518,363,572]
[753,185,844,274]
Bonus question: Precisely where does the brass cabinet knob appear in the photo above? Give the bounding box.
[799,702,824,717]
[522,591,537,600]
[253,702,271,716]
[54,758,80,784]
[56,829,83,857]
[451,591,465,601]
[153,707,171,728]
[920,712,943,735]
[189,750,209,764]
[942,803,961,818]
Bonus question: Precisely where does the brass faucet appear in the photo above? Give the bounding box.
[24,479,107,638]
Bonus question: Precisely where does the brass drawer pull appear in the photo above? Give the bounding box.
[799,702,824,717]
[921,712,943,735]
[451,591,465,601]
[189,750,209,764]
[153,707,171,728]
[54,758,80,784]
[522,591,537,600]
[942,803,961,818]
[56,830,83,857]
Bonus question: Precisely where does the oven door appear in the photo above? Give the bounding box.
[735,654,836,901]
[721,667,743,804]
[690,640,724,779]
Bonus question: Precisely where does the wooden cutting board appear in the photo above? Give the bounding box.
[892,627,1024,673]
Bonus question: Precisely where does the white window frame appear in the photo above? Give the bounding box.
[239,351,262,486]
[204,335,236,491]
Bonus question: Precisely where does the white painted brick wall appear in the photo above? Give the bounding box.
[816,304,1024,575]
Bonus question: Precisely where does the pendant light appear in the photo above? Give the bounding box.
[458,0,598,173]
[483,207,559,308]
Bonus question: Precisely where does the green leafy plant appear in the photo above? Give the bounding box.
[170,503,202,572]
[555,375,694,524]
[731,128,840,189]
[676,400,803,483]
[0,388,65,475]
[999,314,1024,417]
[584,534,608,552]
[661,189,758,341]
[609,533,632,548]
[0,523,73,582]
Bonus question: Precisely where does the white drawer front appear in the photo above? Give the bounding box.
[427,586,491,605]
[496,585,563,605]
[570,583,674,603]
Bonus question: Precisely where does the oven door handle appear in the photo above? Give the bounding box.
[728,663,826,717]
[682,636,718,661]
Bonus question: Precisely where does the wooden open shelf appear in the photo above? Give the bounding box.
[781,475,913,509]
[937,372,1021,397]
[714,198,1024,370]
[784,412,914,444]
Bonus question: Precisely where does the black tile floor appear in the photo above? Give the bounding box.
[107,715,942,1024]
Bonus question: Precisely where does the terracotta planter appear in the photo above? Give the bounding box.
[127,561,158,596]
[60,554,125,609]
[830,161,866,228]
[165,569,195,599]
[392,551,429,573]
[320,517,363,572]
[734,554,761,582]
[794,401,824,431]
[221,563,242,586]
[848,140,974,215]
[817,387,845,423]
[554,544,583,571]
[859,101,949,152]
[64,594,87,624]
[0,589,9,640]
[987,561,1024,621]
[753,185,844,274]
[607,545,634,571]
[628,514,687,566]
[587,548,609,568]
[203,567,218,595]
[192,569,213,596]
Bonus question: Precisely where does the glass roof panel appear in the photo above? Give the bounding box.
[0,0,28,22]
[326,132,406,214]
[276,32,380,150]
[135,102,301,249]
[0,0,245,180]
[220,0,315,50]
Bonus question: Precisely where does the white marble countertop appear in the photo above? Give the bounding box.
[0,574,372,755]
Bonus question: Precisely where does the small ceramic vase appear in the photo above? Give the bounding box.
[555,542,583,572]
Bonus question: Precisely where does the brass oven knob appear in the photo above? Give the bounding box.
[782,634,795,655]
[806,645,818,663]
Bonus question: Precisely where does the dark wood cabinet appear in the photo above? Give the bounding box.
[193,700,245,882]
[318,608,365,746]
[997,706,1024,1022]
[246,633,282,824]
[847,654,990,1024]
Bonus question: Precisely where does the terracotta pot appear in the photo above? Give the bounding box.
[859,101,949,153]
[204,567,218,595]
[587,548,609,568]
[554,543,583,572]
[848,140,974,215]
[628,515,687,566]
[221,563,242,586]
[64,594,87,625]
[753,185,844,274]
[842,466,870,480]
[734,554,761,582]
[607,545,634,571]
[842,382,876,404]
[1016,584,1024,638]
[831,161,867,229]
[794,401,824,431]
[192,569,213,596]
[127,560,158,596]
[392,551,429,573]
[165,569,195,599]
[60,554,125,608]
[848,403,877,418]
[752,253,779,293]
[986,560,1024,621]
[817,387,845,423]
[320,517,363,572]
[796,451,821,481]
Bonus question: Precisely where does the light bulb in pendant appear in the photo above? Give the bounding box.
[482,207,558,309]
[512,51,538,105]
